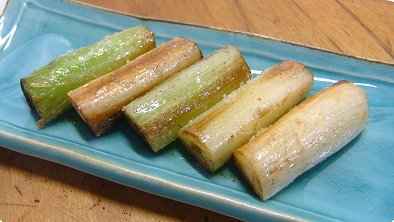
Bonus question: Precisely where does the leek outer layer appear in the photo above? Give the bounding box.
[124,46,251,153]
[67,38,202,136]
[179,61,314,172]
[20,25,155,127]
[234,81,368,200]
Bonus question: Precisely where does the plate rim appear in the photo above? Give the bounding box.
[0,122,307,222]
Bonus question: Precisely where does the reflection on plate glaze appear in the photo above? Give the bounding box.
[0,0,25,50]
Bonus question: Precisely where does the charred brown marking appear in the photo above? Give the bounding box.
[68,38,202,136]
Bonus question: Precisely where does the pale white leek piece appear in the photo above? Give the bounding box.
[234,81,368,200]
[67,38,202,136]
[179,61,314,172]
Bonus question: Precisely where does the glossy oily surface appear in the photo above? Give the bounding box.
[179,61,314,172]
[124,45,250,152]
[67,37,201,136]
[234,81,369,200]
[0,0,393,221]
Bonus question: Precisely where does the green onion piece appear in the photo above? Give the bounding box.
[124,45,251,152]
[21,25,155,127]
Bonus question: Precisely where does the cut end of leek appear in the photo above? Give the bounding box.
[234,80,368,200]
[179,61,314,172]
[124,45,251,152]
[21,25,155,127]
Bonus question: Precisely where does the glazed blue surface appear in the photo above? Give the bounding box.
[1,0,393,221]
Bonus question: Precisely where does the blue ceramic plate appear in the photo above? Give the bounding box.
[1,0,393,221]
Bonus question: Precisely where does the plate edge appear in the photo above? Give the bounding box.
[0,127,308,222]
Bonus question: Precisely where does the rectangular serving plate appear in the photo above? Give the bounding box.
[0,0,393,221]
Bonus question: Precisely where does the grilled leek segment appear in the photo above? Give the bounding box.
[124,46,251,152]
[179,61,314,172]
[21,25,155,127]
[67,38,202,136]
[234,81,368,200]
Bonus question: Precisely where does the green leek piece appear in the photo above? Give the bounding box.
[124,45,251,152]
[20,25,155,127]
